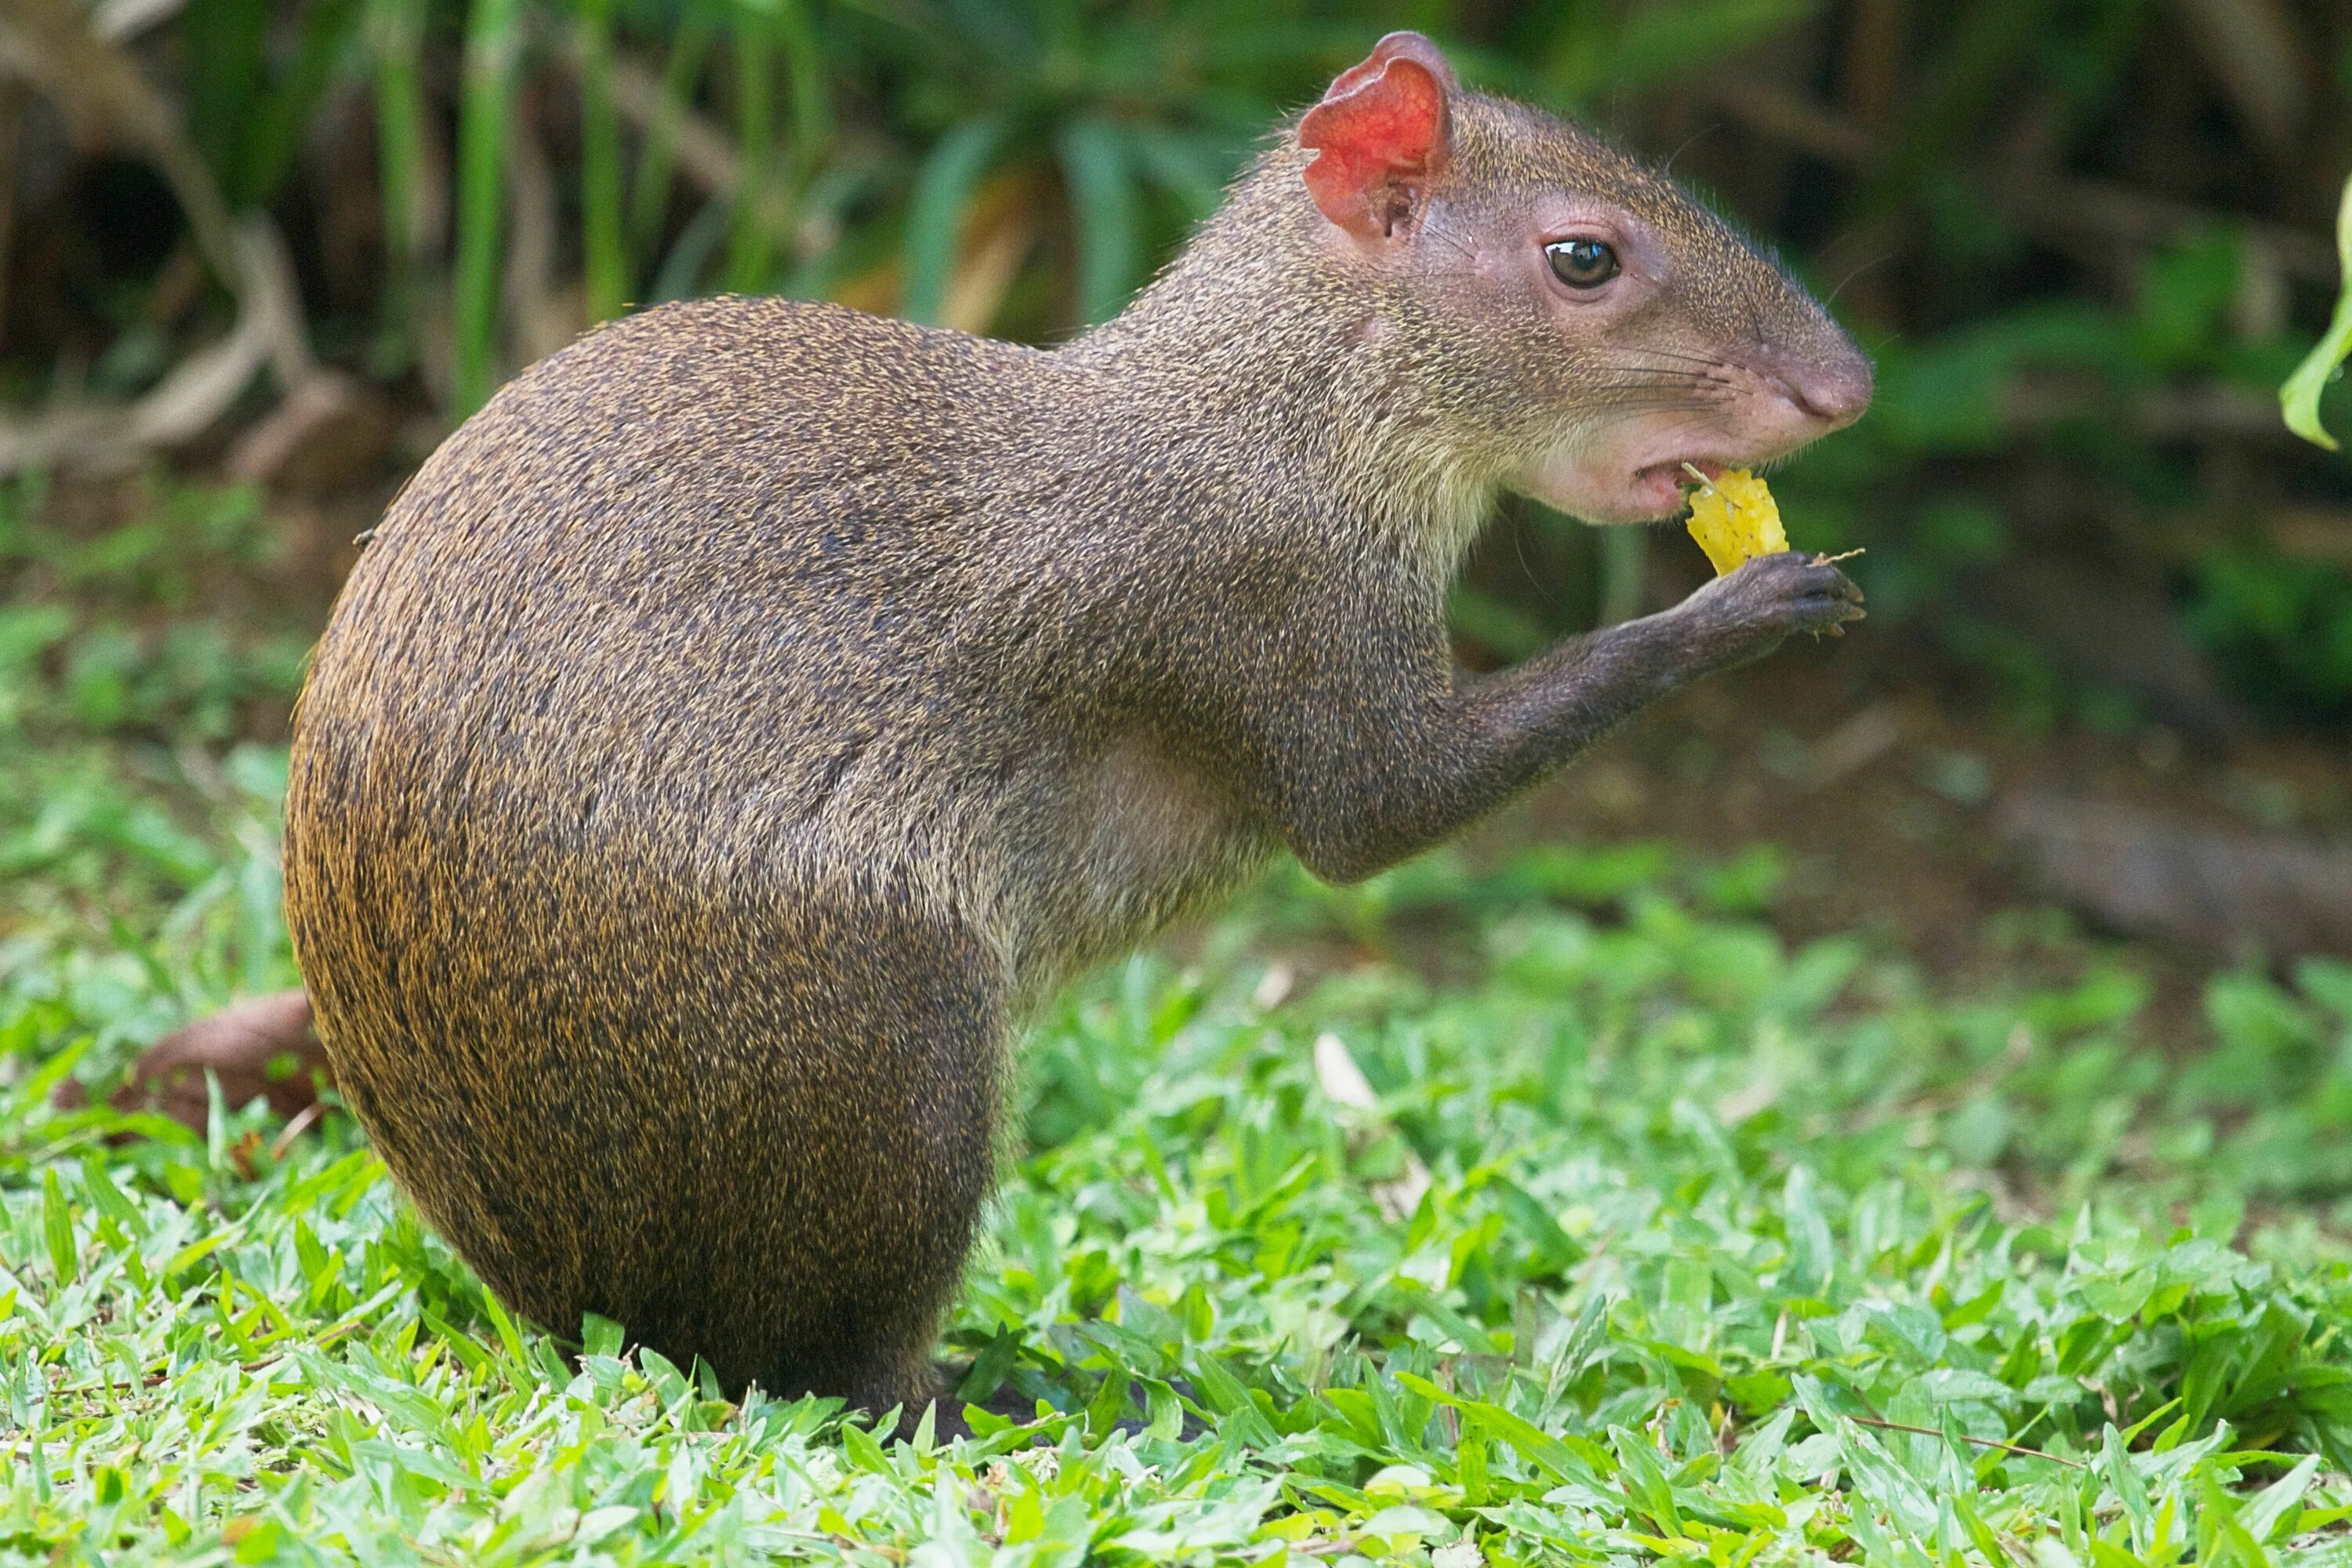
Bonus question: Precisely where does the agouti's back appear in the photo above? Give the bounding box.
[318,303,1054,879]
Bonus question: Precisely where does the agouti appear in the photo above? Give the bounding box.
[283,32,1869,1414]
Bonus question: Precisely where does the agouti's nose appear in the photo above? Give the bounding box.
[1770,350,1872,430]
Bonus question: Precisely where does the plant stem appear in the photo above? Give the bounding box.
[578,0,629,322]
[452,0,523,416]
[724,3,775,294]
[1849,1415,2084,1469]
[366,0,428,361]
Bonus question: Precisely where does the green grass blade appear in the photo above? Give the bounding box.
[629,18,716,258]
[1599,522,1647,626]
[651,196,731,304]
[42,1168,77,1286]
[239,0,366,209]
[180,0,270,203]
[1058,118,1141,327]
[450,0,524,416]
[901,116,1007,325]
[1123,125,1231,220]
[366,0,429,356]
[578,0,630,322]
[725,2,777,294]
[778,0,831,177]
[2281,174,2352,452]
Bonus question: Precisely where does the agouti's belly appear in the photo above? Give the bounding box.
[1002,735,1276,1003]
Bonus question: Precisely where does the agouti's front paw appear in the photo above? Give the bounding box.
[1681,550,1865,669]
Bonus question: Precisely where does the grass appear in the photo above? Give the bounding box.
[5,485,2352,1563]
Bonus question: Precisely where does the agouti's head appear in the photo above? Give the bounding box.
[1297,33,1871,524]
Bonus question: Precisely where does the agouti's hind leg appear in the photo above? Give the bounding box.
[832,1345,951,1428]
[663,899,1007,1414]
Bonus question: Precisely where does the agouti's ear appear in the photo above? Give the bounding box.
[1299,32,1455,241]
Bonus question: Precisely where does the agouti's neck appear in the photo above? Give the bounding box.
[1059,155,1496,585]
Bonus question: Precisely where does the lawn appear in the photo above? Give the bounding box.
[5,481,2352,1565]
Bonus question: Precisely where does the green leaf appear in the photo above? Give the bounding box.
[2101,1425,2154,1552]
[1058,118,1142,326]
[449,0,525,416]
[840,1417,891,1472]
[902,116,1008,325]
[2281,174,2352,451]
[1782,1166,1834,1298]
[79,1155,145,1240]
[42,1169,77,1286]
[1396,1372,1605,1487]
[475,1285,529,1370]
[2242,1454,2320,1544]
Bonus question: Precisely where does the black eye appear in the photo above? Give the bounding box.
[1546,238,1621,289]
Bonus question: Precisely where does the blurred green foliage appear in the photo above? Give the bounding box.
[0,477,309,746]
[4,0,2350,722]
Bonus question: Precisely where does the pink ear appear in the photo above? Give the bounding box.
[1299,33,1454,240]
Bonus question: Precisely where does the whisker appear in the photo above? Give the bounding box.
[1825,253,1893,307]
[1588,362,1738,390]
[1582,396,1726,415]
[1586,379,1718,397]
[1586,368,1725,387]
[1584,379,1734,403]
[1418,226,1483,266]
[1661,124,1719,176]
[1597,348,1730,370]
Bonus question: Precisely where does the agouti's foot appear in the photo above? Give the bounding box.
[1680,549,1865,669]
[837,1357,949,1436]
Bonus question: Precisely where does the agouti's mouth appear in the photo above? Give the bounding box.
[1637,458,1724,488]
[1621,457,1730,518]
[1512,449,1745,525]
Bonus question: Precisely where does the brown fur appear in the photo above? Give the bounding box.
[283,54,1868,1407]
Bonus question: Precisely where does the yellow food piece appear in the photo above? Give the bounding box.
[1684,468,1788,576]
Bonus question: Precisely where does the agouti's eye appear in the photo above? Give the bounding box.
[1545,238,1621,289]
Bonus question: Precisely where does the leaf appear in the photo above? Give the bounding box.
[840,1417,891,1472]
[475,1286,529,1370]
[2101,1425,2154,1553]
[580,1313,625,1360]
[1058,118,1141,325]
[2281,174,2352,451]
[2241,1454,2320,1544]
[1610,1426,1681,1534]
[902,116,1008,325]
[1830,1420,1940,1537]
[79,1154,145,1240]
[1188,1352,1277,1446]
[1782,1166,1834,1298]
[1394,1372,1606,1488]
[42,1170,78,1287]
[449,0,525,415]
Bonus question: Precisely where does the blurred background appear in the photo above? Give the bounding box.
[2,0,2350,1034]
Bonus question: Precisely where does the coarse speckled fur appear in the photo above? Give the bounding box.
[283,43,1869,1410]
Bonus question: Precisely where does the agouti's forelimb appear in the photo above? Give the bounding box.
[285,31,1871,1412]
[1163,551,1861,882]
